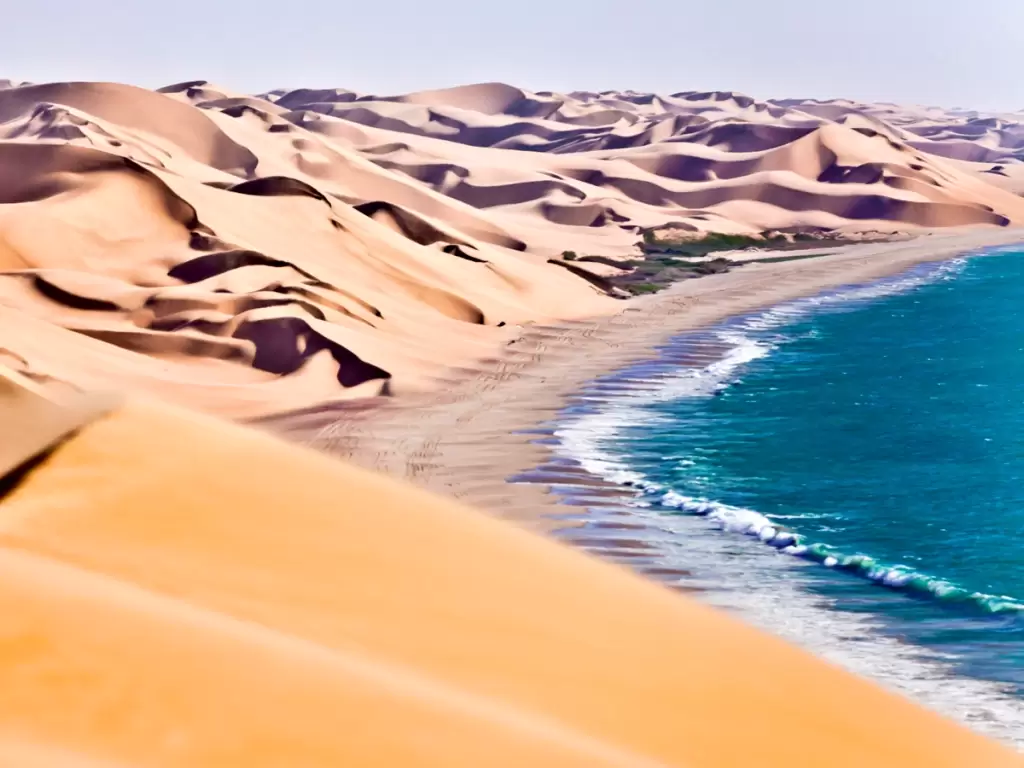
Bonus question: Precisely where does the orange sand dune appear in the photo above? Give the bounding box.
[1,79,1024,412]
[0,393,1018,766]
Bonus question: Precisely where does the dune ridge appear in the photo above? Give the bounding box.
[1,79,1023,413]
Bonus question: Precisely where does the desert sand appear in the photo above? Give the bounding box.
[3,78,1024,762]
[0,386,1019,766]
[2,80,1024,413]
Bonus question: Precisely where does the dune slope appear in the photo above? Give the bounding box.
[0,394,1018,766]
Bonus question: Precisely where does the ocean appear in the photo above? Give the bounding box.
[516,248,1024,745]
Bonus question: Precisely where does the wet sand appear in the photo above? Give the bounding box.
[273,228,1024,530]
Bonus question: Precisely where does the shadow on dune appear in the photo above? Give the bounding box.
[355,200,473,248]
[227,176,332,204]
[233,316,392,386]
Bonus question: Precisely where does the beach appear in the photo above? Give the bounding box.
[279,228,1024,527]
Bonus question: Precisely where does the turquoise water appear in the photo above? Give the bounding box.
[533,249,1024,742]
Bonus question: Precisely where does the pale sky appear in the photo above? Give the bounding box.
[7,0,1024,110]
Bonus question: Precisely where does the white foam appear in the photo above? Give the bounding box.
[554,328,775,487]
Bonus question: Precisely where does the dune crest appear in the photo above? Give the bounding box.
[1,79,1023,413]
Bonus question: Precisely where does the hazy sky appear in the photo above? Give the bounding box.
[8,0,1024,110]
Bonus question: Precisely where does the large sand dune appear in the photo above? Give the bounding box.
[0,390,1017,766]
[1,79,1024,414]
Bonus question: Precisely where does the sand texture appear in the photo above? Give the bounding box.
[2,80,1024,414]
[0,395,1017,767]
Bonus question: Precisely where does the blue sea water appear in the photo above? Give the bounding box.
[529,249,1024,744]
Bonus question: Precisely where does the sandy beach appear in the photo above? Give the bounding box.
[278,227,1024,528]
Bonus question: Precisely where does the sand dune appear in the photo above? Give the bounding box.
[0,79,1023,413]
[0,392,1017,766]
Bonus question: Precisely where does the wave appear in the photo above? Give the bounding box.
[654,491,1024,614]
[553,255,1024,617]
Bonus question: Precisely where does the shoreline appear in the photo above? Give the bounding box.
[270,227,1024,748]
[514,260,1024,749]
[508,247,1024,747]
[276,227,1024,529]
